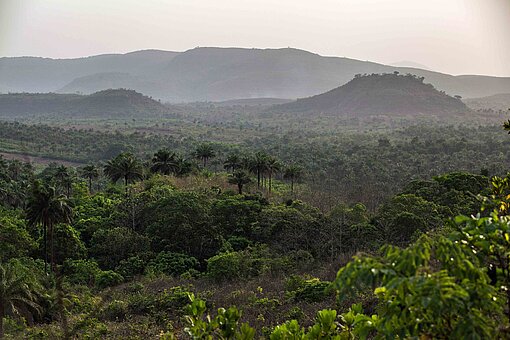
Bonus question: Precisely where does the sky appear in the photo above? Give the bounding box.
[1,0,509,76]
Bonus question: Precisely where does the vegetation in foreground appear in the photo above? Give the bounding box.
[0,121,510,338]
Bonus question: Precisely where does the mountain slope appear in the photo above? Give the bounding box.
[2,47,510,101]
[0,89,173,118]
[275,73,468,115]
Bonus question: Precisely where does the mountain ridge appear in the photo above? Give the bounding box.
[2,47,510,101]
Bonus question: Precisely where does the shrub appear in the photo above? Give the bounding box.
[148,252,199,276]
[226,236,252,251]
[101,300,128,321]
[115,255,149,279]
[207,252,242,281]
[95,270,124,289]
[285,275,331,302]
[64,259,100,286]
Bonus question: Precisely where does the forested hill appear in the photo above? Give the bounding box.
[274,73,469,115]
[0,89,174,118]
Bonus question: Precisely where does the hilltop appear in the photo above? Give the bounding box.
[0,89,174,118]
[274,73,469,116]
[2,47,510,101]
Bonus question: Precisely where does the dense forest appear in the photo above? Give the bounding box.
[1,114,510,337]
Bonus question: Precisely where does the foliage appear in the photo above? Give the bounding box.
[90,227,150,269]
[148,252,199,277]
[95,270,124,289]
[333,234,504,338]
[285,276,331,303]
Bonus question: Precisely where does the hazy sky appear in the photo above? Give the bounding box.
[1,0,509,76]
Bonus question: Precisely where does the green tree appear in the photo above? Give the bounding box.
[54,165,72,197]
[249,152,268,189]
[26,181,73,272]
[80,164,99,193]
[104,152,144,192]
[228,170,252,195]
[265,156,282,193]
[174,155,194,177]
[0,260,42,339]
[194,143,216,168]
[151,149,178,175]
[223,153,242,174]
[283,164,303,194]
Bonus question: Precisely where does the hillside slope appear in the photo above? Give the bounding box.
[0,89,173,118]
[275,73,468,115]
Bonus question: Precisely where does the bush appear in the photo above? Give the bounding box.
[64,259,100,286]
[285,275,331,302]
[226,236,252,251]
[101,300,128,321]
[95,270,124,289]
[207,252,242,281]
[148,252,199,277]
[115,255,149,279]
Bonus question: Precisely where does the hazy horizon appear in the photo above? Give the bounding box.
[1,0,510,77]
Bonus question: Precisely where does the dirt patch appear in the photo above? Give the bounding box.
[0,152,84,167]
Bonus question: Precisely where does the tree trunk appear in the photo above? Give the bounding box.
[50,223,55,273]
[238,184,243,195]
[56,268,69,340]
[0,305,4,339]
[43,224,48,273]
[257,170,261,188]
[269,173,272,193]
[291,178,294,193]
[124,176,128,195]
[88,177,92,193]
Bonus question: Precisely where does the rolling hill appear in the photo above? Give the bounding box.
[0,89,174,118]
[464,93,510,111]
[274,73,468,116]
[2,47,510,102]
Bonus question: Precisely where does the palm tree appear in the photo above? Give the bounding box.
[151,149,178,175]
[103,152,144,192]
[223,153,241,174]
[284,164,304,194]
[265,156,282,193]
[54,165,72,197]
[174,155,194,177]
[0,261,42,339]
[249,152,269,189]
[80,164,99,193]
[228,170,252,195]
[26,181,73,273]
[194,143,216,168]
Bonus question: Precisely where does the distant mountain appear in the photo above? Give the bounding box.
[274,73,468,116]
[464,93,510,111]
[2,47,510,101]
[390,61,430,70]
[0,89,174,118]
[214,98,293,107]
[0,50,179,93]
